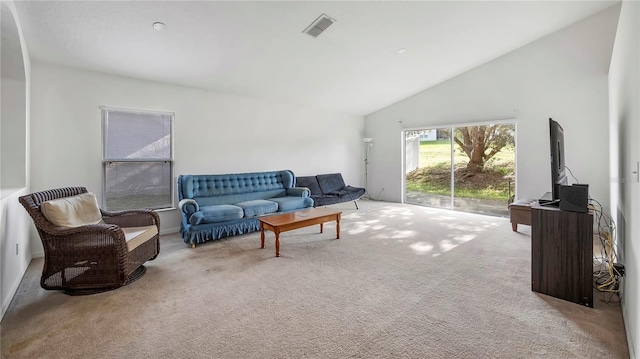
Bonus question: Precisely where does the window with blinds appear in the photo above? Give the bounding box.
[102,107,174,211]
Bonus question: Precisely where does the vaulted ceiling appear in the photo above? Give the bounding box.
[13,1,620,115]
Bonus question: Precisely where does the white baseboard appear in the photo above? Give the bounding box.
[161,227,180,235]
[1,262,29,321]
[623,303,635,359]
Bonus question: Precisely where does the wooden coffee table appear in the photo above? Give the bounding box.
[259,208,342,257]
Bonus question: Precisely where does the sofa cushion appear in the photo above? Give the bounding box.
[236,200,278,217]
[296,176,322,196]
[269,197,313,212]
[317,173,347,194]
[189,205,244,225]
[122,225,158,252]
[311,195,341,207]
[329,186,365,197]
[41,192,103,227]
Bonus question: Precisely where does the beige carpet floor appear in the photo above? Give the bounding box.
[0,200,629,358]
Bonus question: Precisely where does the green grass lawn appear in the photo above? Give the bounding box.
[416,139,514,167]
[406,139,515,201]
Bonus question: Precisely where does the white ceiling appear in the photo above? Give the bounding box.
[13,0,619,116]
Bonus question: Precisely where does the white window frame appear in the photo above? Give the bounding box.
[101,106,175,211]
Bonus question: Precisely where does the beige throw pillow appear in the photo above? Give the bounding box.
[41,192,103,227]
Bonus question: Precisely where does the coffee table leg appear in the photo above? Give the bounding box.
[275,232,280,257]
[336,214,340,239]
[260,222,265,249]
[320,223,324,233]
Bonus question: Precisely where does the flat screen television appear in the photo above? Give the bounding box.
[544,118,568,205]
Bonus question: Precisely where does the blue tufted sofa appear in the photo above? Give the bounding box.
[177,170,313,247]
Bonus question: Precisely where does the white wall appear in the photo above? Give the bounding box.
[364,5,619,210]
[0,0,31,320]
[29,62,364,255]
[609,1,639,357]
[1,79,26,189]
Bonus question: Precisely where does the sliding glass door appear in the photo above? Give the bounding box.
[405,128,453,209]
[404,123,515,216]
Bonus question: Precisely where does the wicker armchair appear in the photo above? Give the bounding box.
[19,187,160,295]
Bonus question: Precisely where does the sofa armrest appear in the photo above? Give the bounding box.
[287,187,311,198]
[179,199,199,217]
[102,208,160,228]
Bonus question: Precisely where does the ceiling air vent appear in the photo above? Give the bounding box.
[303,14,336,38]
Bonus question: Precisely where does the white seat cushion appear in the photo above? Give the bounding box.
[41,192,102,227]
[122,225,158,252]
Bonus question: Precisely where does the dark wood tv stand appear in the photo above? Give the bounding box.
[531,204,593,307]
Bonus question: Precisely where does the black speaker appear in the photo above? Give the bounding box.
[559,184,589,213]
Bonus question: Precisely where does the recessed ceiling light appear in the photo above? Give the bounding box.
[397,48,406,54]
[153,22,167,31]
